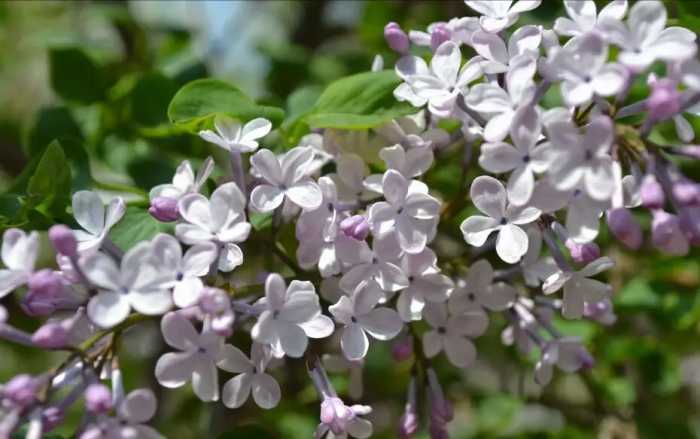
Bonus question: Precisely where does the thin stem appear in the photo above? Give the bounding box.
[229,150,247,198]
[101,238,124,261]
[540,224,571,272]
[0,323,34,347]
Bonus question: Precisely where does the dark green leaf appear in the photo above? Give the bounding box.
[304,70,416,130]
[27,106,83,155]
[250,212,273,231]
[167,79,285,133]
[131,73,178,127]
[26,140,71,217]
[49,48,105,103]
[109,207,171,250]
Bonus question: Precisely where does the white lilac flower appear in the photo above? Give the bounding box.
[549,33,627,107]
[0,229,38,298]
[71,191,125,253]
[394,41,483,117]
[521,228,558,287]
[329,287,403,361]
[155,312,228,402]
[176,182,251,273]
[335,230,407,294]
[554,0,628,37]
[316,396,373,439]
[373,114,449,152]
[460,176,541,264]
[199,114,272,154]
[465,0,542,33]
[597,0,697,71]
[478,105,549,206]
[82,388,163,439]
[542,257,614,319]
[465,54,537,142]
[249,147,323,212]
[396,248,453,322]
[148,157,214,201]
[544,115,616,202]
[368,170,440,254]
[535,337,593,385]
[422,303,487,368]
[408,17,480,48]
[251,273,334,358]
[81,243,172,328]
[220,343,281,409]
[150,234,218,308]
[377,144,434,180]
[330,154,379,203]
[448,259,517,315]
[470,25,542,74]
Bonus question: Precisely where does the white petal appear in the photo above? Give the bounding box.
[161,311,200,350]
[72,191,105,236]
[358,308,403,340]
[483,283,517,311]
[286,179,323,210]
[192,358,219,401]
[182,243,218,277]
[445,335,477,368]
[300,314,335,339]
[592,63,627,96]
[422,330,443,358]
[217,345,253,374]
[242,118,272,143]
[104,197,126,232]
[222,373,252,408]
[495,224,528,264]
[87,291,131,328]
[341,324,369,360]
[460,216,499,247]
[250,184,285,213]
[252,373,281,409]
[382,170,409,207]
[129,289,173,316]
[173,277,204,309]
[250,149,283,186]
[174,223,213,245]
[155,351,195,388]
[119,389,157,423]
[178,194,213,231]
[471,31,508,65]
[506,166,535,206]
[470,175,507,218]
[479,142,521,173]
[218,243,244,272]
[278,322,309,358]
[448,312,489,337]
[431,41,461,86]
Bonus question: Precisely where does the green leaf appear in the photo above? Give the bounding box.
[304,70,416,130]
[250,212,273,231]
[109,207,171,250]
[615,278,660,308]
[130,73,178,127]
[167,78,285,133]
[26,141,71,217]
[281,85,323,146]
[49,48,106,103]
[27,106,83,155]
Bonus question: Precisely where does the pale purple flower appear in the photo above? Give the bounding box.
[71,191,125,253]
[460,176,541,263]
[554,0,628,37]
[422,303,487,368]
[85,383,112,414]
[409,17,480,48]
[396,248,453,322]
[606,207,643,249]
[470,25,541,74]
[220,343,281,409]
[0,229,38,298]
[651,210,689,256]
[148,157,214,202]
[543,257,614,319]
[199,115,271,154]
[640,174,665,209]
[448,259,517,315]
[535,337,594,385]
[251,274,334,358]
[521,228,558,287]
[330,153,379,203]
[465,0,542,33]
[48,225,77,258]
[176,182,251,272]
[250,147,323,212]
[335,233,407,294]
[80,388,163,439]
[316,396,373,439]
[378,144,434,179]
[384,22,410,54]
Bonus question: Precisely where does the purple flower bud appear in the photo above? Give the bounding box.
[606,208,643,250]
[678,145,700,159]
[640,175,665,209]
[28,270,64,298]
[85,383,112,414]
[565,240,600,264]
[340,215,370,241]
[647,78,681,121]
[391,337,413,362]
[148,196,179,222]
[672,179,699,206]
[651,210,689,255]
[320,397,353,435]
[42,406,63,432]
[384,22,410,54]
[3,374,38,407]
[678,208,700,245]
[79,427,103,439]
[577,347,595,370]
[430,24,451,52]
[31,322,69,349]
[48,225,77,257]
[429,423,450,439]
[199,288,229,315]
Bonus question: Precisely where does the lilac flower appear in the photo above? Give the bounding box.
[460,176,541,263]
[148,157,214,202]
[317,396,373,439]
[396,248,453,322]
[554,0,628,37]
[329,288,403,360]
[465,0,542,33]
[250,147,323,212]
[251,274,334,358]
[199,115,271,154]
[0,229,38,298]
[409,17,480,48]
[335,233,407,294]
[176,182,251,272]
[220,343,280,409]
[80,388,163,439]
[543,257,614,319]
[448,259,517,315]
[535,337,594,385]
[422,303,487,368]
[71,191,125,253]
[651,210,689,256]
[330,153,378,203]
[470,25,542,74]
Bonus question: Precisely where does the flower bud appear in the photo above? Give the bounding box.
[42,406,63,432]
[384,22,410,54]
[429,423,450,439]
[199,288,229,315]
[565,240,600,264]
[48,225,77,258]
[647,78,681,121]
[391,336,413,362]
[606,208,643,250]
[3,374,38,407]
[651,210,689,255]
[85,383,112,414]
[678,145,700,159]
[31,322,69,349]
[678,208,700,245]
[430,24,451,52]
[640,175,665,209]
[148,196,179,222]
[28,270,64,298]
[672,179,699,206]
[398,411,419,439]
[320,396,353,435]
[340,215,370,241]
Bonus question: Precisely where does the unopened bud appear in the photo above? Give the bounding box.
[42,406,64,432]
[651,210,689,255]
[672,179,699,206]
[3,374,38,407]
[391,336,413,362]
[430,24,451,52]
[606,208,643,250]
[647,78,681,122]
[640,175,665,209]
[678,208,700,245]
[565,240,600,264]
[85,383,112,414]
[340,215,370,241]
[48,225,77,257]
[148,197,179,222]
[384,22,410,54]
[32,322,69,349]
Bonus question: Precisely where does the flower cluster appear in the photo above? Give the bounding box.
[0,1,698,437]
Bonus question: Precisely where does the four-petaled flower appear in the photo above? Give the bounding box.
[72,191,125,253]
[422,303,488,368]
[199,115,272,154]
[220,343,281,409]
[0,229,38,298]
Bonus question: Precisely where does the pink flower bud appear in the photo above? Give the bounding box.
[398,410,419,438]
[672,179,699,206]
[384,22,410,54]
[640,175,665,209]
[430,24,451,52]
[651,210,689,255]
[429,422,450,439]
[3,374,38,407]
[85,383,112,414]
[42,406,63,431]
[28,270,64,298]
[678,207,700,245]
[31,322,69,349]
[678,145,700,159]
[647,78,681,121]
[606,208,643,250]
[148,197,179,222]
[48,225,77,257]
[391,337,413,362]
[340,215,370,240]
[565,240,600,264]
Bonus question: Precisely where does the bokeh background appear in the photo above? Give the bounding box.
[1,1,700,438]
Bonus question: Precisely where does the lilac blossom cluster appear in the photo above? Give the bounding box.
[1,1,699,437]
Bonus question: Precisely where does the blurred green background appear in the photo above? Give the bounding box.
[1,1,700,438]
